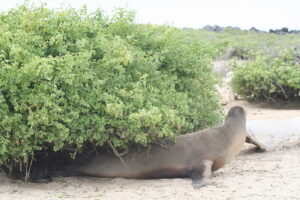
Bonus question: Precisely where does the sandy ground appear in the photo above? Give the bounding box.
[0,145,299,200]
[0,60,300,200]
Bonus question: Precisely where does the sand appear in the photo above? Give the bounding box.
[1,141,299,200]
[0,60,300,200]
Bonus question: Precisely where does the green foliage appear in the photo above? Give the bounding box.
[230,52,300,101]
[0,5,222,170]
[182,29,300,60]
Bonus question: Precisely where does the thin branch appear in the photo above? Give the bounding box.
[25,154,34,182]
[278,84,288,99]
[107,141,128,168]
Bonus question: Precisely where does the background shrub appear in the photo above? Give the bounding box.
[0,5,222,174]
[182,28,300,102]
[230,51,300,101]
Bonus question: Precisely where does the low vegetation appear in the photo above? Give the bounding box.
[183,28,300,60]
[0,5,222,177]
[183,28,300,102]
[1,2,299,179]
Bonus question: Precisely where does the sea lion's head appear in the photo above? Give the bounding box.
[226,106,246,122]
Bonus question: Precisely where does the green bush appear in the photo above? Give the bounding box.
[230,51,300,101]
[0,5,222,174]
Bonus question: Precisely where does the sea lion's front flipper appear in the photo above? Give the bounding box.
[245,132,267,152]
[192,179,208,188]
[190,160,213,189]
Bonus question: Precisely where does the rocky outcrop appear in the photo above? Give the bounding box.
[203,25,242,32]
[269,27,289,34]
[289,30,300,34]
[203,25,224,32]
[202,25,300,34]
[269,27,300,34]
[249,27,262,32]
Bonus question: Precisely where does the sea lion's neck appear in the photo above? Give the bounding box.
[224,116,246,131]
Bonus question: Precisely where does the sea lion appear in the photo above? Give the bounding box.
[53,106,266,188]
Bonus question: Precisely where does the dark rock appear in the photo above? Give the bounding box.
[281,27,288,32]
[289,30,300,34]
[201,25,299,34]
[249,27,261,32]
[269,29,285,34]
[269,27,296,34]
[203,25,224,32]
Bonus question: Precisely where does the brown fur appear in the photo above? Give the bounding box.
[55,106,265,187]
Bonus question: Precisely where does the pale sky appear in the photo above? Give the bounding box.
[1,0,300,31]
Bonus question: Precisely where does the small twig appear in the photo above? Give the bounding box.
[153,140,169,149]
[262,91,276,103]
[119,149,129,156]
[19,161,22,174]
[147,146,152,158]
[107,141,128,168]
[92,142,99,157]
[9,161,13,176]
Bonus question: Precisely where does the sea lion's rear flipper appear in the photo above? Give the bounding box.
[245,133,267,152]
[189,160,213,189]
